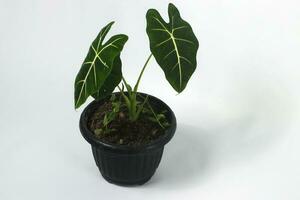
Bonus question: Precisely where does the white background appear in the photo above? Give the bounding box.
[1,0,300,199]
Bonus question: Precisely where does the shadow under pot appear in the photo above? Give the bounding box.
[79,92,177,186]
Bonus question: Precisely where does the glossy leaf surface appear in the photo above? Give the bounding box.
[146,3,199,92]
[74,22,128,108]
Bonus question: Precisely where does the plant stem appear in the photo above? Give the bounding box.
[116,54,153,122]
[122,76,131,93]
[117,85,131,110]
[134,54,153,93]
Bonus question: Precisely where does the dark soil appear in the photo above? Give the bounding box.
[87,101,167,147]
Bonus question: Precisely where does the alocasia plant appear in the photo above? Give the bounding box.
[74,3,199,122]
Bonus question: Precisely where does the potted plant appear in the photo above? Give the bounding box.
[75,3,199,185]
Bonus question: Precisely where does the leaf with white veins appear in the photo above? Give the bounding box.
[146,3,199,93]
[74,22,128,108]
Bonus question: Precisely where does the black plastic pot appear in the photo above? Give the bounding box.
[79,92,176,186]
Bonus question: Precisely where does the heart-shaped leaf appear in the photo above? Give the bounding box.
[74,22,128,108]
[146,3,199,93]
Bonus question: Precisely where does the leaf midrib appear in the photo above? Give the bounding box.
[152,17,185,89]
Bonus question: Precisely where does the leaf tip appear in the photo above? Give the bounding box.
[74,99,80,109]
[108,21,115,26]
[168,2,175,8]
[168,3,180,17]
[146,8,157,18]
[168,3,177,10]
[123,34,129,42]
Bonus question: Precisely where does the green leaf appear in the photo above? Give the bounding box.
[146,3,199,93]
[92,56,122,100]
[74,22,128,108]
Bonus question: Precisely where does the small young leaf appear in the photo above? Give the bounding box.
[94,128,102,136]
[103,114,108,126]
